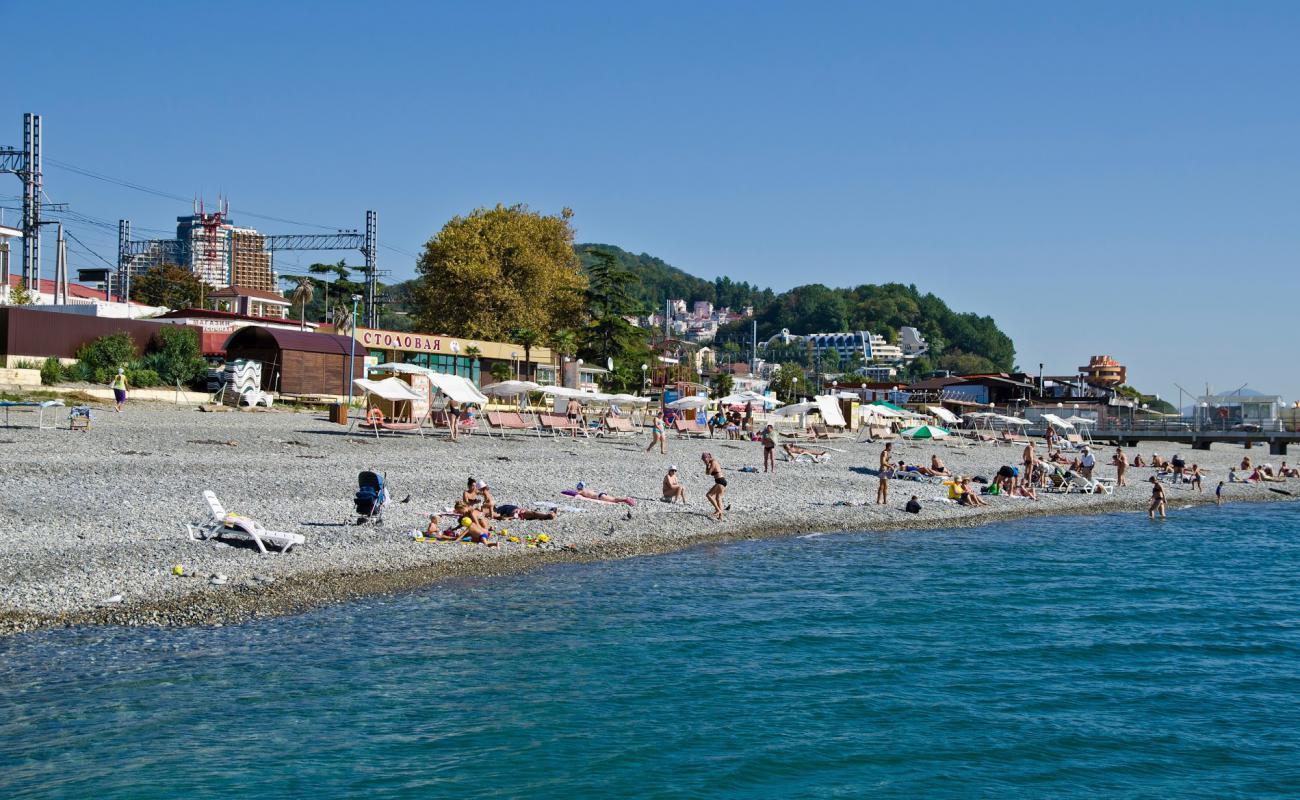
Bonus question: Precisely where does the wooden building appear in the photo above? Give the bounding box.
[223,326,364,397]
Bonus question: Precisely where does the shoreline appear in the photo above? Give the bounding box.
[2,404,1295,639]
[3,490,1289,638]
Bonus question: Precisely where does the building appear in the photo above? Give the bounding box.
[223,326,364,398]
[899,326,929,360]
[3,276,165,318]
[1195,392,1284,431]
[208,287,291,319]
[0,305,201,367]
[125,202,278,292]
[692,300,713,319]
[803,331,903,365]
[154,307,318,356]
[1078,355,1127,389]
[325,325,552,387]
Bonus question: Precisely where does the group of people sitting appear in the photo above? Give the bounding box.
[423,477,559,543]
[1228,457,1298,484]
[707,403,755,440]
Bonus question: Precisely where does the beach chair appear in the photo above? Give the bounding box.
[541,413,586,438]
[68,405,93,432]
[1043,469,1075,494]
[187,491,304,553]
[601,416,638,438]
[673,418,706,438]
[1068,472,1114,495]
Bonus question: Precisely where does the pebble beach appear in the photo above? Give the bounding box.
[1,402,1293,636]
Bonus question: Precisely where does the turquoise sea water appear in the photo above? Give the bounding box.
[3,503,1299,799]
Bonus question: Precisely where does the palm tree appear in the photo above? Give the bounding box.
[514,327,541,381]
[465,345,482,384]
[290,277,314,331]
[549,329,578,386]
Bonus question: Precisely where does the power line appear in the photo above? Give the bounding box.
[62,228,115,269]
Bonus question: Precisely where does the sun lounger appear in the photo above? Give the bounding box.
[601,416,638,438]
[487,410,544,438]
[540,413,586,438]
[810,424,844,440]
[1068,472,1113,494]
[187,490,304,553]
[672,418,707,438]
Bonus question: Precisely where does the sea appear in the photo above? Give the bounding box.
[2,503,1298,799]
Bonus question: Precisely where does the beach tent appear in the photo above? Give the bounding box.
[666,396,710,410]
[481,380,542,398]
[1040,413,1075,431]
[717,391,782,409]
[815,395,847,427]
[772,400,817,417]
[369,362,433,376]
[1063,415,1097,426]
[1000,415,1031,427]
[353,377,423,402]
[352,377,428,433]
[609,393,651,405]
[927,405,961,425]
[860,404,904,419]
[900,424,950,440]
[427,373,489,405]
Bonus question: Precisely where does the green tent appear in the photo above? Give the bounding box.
[900,424,951,440]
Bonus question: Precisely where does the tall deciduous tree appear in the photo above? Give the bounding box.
[132,264,206,310]
[414,205,587,341]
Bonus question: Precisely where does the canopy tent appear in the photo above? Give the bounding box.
[999,415,1031,427]
[900,424,950,440]
[428,373,489,405]
[717,391,782,409]
[540,385,585,399]
[481,380,542,397]
[772,400,817,417]
[926,405,962,425]
[1040,413,1075,431]
[1064,415,1097,426]
[666,396,710,410]
[609,393,651,405]
[815,395,847,427]
[871,400,908,412]
[860,404,904,419]
[369,362,433,376]
[353,377,424,402]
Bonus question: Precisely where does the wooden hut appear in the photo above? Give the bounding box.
[223,327,364,397]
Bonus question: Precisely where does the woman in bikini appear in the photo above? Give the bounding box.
[1148,477,1166,519]
[702,452,727,520]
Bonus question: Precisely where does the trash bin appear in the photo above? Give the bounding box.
[330,402,349,425]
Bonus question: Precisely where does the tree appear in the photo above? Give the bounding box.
[465,345,482,382]
[8,282,36,305]
[823,347,841,374]
[131,264,205,309]
[289,276,314,331]
[513,327,541,381]
[712,372,734,399]
[144,326,207,386]
[489,361,512,383]
[578,248,651,380]
[550,329,577,366]
[414,204,587,341]
[937,351,1000,376]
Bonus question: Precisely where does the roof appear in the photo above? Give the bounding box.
[5,275,152,304]
[225,325,363,356]
[209,286,289,303]
[156,307,318,328]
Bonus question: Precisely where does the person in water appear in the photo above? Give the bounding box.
[1148,477,1167,519]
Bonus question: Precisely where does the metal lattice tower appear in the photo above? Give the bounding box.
[364,210,378,327]
[0,113,44,290]
[118,219,131,301]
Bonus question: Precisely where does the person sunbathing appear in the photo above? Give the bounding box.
[784,443,827,458]
[574,482,637,506]
[428,503,494,543]
[897,459,939,477]
[1011,483,1038,500]
[461,477,481,508]
[662,466,687,503]
[930,455,950,475]
[1281,462,1300,478]
[957,477,987,506]
[1240,456,1252,471]
[1151,454,1168,469]
[1249,467,1284,483]
[493,504,559,521]
[1132,453,1146,468]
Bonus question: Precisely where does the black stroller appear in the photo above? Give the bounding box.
[354,470,389,525]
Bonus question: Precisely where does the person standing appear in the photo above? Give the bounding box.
[1112,447,1129,486]
[110,368,128,413]
[1079,446,1096,480]
[1190,464,1203,492]
[702,452,727,521]
[1148,477,1167,519]
[878,443,893,473]
[876,472,889,505]
[646,409,667,454]
[1215,481,1225,506]
[744,401,754,435]
[447,398,460,441]
[566,397,583,439]
[761,424,777,473]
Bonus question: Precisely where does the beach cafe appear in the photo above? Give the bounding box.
[329,326,553,387]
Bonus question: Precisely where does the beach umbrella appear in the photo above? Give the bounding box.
[1000,415,1031,426]
[772,401,817,417]
[900,424,950,440]
[666,396,709,410]
[610,393,650,404]
[1064,415,1097,426]
[926,405,962,425]
[1040,413,1075,430]
[481,380,542,397]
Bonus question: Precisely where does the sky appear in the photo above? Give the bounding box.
[6,1,1299,403]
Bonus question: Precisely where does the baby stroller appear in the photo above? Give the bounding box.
[354,470,389,525]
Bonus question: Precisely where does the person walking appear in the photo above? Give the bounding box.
[646,409,667,454]
[1148,477,1167,519]
[761,424,777,473]
[702,452,727,521]
[110,368,128,413]
[1079,446,1096,480]
[447,398,460,441]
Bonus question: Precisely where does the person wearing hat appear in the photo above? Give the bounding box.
[662,465,686,504]
[110,367,128,413]
[477,480,495,518]
[1079,445,1096,480]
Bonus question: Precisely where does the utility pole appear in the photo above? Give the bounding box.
[118,219,131,306]
[363,210,378,327]
[751,319,757,374]
[21,113,41,290]
[55,222,67,303]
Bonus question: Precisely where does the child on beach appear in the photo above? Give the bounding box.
[1215,481,1225,506]
[1190,465,1203,493]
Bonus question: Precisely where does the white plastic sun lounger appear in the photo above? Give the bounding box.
[1068,473,1114,495]
[187,490,304,553]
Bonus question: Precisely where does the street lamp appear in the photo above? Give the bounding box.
[345,294,362,419]
[641,363,648,393]
[511,351,518,381]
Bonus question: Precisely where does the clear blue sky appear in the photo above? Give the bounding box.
[9,1,1299,403]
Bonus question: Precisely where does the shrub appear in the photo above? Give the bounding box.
[40,357,62,385]
[75,333,139,384]
[126,366,161,387]
[13,358,40,369]
[146,326,207,386]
